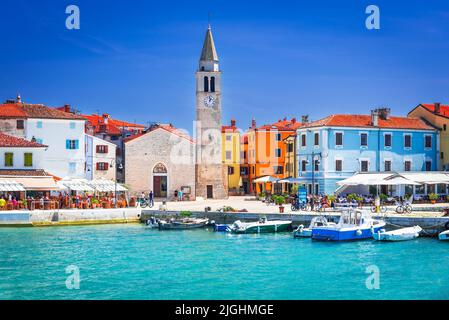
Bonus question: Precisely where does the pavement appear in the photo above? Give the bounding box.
[146,196,448,218]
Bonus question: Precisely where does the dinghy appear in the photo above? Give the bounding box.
[158,217,209,230]
[373,226,422,241]
[293,216,336,238]
[439,230,449,241]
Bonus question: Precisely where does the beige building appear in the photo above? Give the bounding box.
[85,134,117,181]
[124,124,196,200]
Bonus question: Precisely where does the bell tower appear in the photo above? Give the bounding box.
[195,25,228,199]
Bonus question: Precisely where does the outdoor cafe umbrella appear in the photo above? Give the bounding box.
[253,176,278,193]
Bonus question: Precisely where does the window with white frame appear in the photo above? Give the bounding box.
[384,160,392,172]
[360,160,369,172]
[360,133,368,147]
[335,132,343,147]
[384,133,392,148]
[404,160,412,172]
[404,134,412,148]
[314,132,319,146]
[301,134,306,147]
[425,135,432,149]
[335,159,342,172]
[425,160,432,171]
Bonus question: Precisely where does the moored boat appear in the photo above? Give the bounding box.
[373,226,422,241]
[293,216,336,238]
[230,217,292,234]
[311,209,385,241]
[439,230,449,241]
[158,217,209,230]
[145,217,160,229]
[214,224,232,232]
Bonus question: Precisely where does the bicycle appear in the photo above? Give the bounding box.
[291,199,310,212]
[370,205,387,214]
[139,198,154,209]
[395,201,412,214]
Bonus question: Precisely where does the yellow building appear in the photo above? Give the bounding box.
[408,103,448,170]
[222,120,242,194]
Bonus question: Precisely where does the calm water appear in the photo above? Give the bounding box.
[0,224,448,300]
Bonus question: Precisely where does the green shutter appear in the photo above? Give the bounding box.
[5,153,13,167]
[24,153,33,167]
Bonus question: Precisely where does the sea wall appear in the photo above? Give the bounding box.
[0,208,142,227]
[141,210,449,237]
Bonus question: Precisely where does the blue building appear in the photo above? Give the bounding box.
[296,108,439,196]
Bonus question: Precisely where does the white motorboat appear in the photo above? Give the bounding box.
[373,226,422,241]
[145,217,160,229]
[230,217,292,234]
[439,230,449,241]
[293,216,336,238]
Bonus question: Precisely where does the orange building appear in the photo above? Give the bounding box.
[243,118,302,195]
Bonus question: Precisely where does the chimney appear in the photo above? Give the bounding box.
[103,113,110,124]
[434,102,441,114]
[377,108,390,120]
[231,119,236,127]
[291,118,296,124]
[371,109,379,126]
[63,104,71,113]
[301,115,309,124]
[251,118,256,129]
[16,94,21,103]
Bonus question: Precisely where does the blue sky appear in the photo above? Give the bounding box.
[1,0,449,132]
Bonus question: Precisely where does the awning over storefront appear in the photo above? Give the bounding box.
[3,177,59,191]
[337,173,393,186]
[89,179,128,192]
[253,176,278,183]
[278,177,304,184]
[58,179,95,192]
[0,179,26,192]
[395,172,449,184]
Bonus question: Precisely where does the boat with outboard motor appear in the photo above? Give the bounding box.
[373,226,422,241]
[439,230,449,241]
[158,217,209,230]
[311,209,386,241]
[229,217,292,234]
[293,216,336,238]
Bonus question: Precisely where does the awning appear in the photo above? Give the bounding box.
[278,177,305,184]
[384,176,421,186]
[397,172,449,185]
[253,176,278,183]
[58,180,95,192]
[13,177,59,191]
[0,179,26,192]
[337,173,393,186]
[89,179,128,192]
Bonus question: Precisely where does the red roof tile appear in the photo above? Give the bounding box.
[124,124,194,143]
[0,169,51,177]
[0,133,47,148]
[257,118,302,131]
[418,103,449,118]
[82,114,145,136]
[303,114,434,130]
[0,102,85,120]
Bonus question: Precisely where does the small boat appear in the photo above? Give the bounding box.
[312,209,386,241]
[293,216,336,238]
[158,217,209,230]
[145,217,160,229]
[373,226,422,241]
[230,217,292,234]
[439,230,449,241]
[214,224,232,232]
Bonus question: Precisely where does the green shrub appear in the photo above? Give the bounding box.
[275,195,286,206]
[180,211,192,217]
[379,193,388,201]
[428,193,438,201]
[327,194,336,202]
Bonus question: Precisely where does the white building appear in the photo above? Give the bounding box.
[0,96,86,179]
[0,132,46,171]
[85,134,117,181]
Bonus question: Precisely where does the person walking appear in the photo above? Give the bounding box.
[149,190,154,207]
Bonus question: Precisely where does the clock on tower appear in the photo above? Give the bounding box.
[195,25,228,199]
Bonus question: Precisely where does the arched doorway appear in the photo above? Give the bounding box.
[152,163,168,198]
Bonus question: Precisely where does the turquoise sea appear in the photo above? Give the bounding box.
[0,224,448,300]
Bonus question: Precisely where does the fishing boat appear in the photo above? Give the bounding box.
[230,217,292,234]
[293,216,336,238]
[439,230,449,241]
[373,226,422,241]
[311,209,385,241]
[158,217,209,230]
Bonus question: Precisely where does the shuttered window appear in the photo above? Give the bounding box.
[24,153,33,167]
[96,162,109,171]
[4,153,13,167]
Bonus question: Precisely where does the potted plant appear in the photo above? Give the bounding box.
[429,193,438,204]
[259,192,266,201]
[276,195,286,213]
[379,193,388,203]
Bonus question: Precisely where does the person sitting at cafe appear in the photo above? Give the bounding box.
[0,197,6,208]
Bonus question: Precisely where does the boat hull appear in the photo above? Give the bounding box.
[373,227,422,241]
[293,228,312,238]
[214,224,232,232]
[233,222,292,234]
[439,230,449,241]
[158,219,209,230]
[312,224,385,241]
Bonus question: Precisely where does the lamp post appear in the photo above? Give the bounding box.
[303,152,322,197]
[110,159,123,209]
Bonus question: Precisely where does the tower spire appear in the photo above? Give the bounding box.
[200,25,219,63]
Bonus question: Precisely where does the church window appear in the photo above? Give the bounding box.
[204,77,209,92]
[211,77,215,92]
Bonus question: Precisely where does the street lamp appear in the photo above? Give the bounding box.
[110,159,123,208]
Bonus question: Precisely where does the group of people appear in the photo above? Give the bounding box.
[140,191,155,206]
